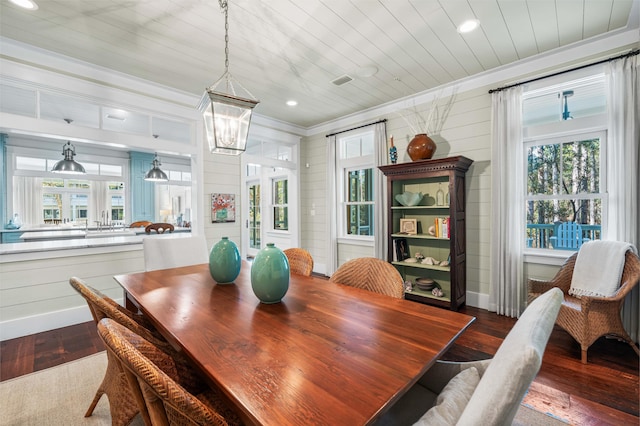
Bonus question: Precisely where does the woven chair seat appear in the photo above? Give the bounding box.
[329,257,404,299]
[283,248,314,276]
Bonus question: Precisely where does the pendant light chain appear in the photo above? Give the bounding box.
[218,0,233,95]
[220,0,229,73]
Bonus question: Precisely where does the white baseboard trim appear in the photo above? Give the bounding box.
[466,291,490,311]
[0,297,125,341]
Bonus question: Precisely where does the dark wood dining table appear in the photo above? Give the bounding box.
[114,260,475,426]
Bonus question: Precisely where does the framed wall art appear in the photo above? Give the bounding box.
[211,193,236,223]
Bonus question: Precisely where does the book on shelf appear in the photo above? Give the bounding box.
[434,217,450,238]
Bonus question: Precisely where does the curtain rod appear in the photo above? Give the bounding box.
[325,119,387,138]
[488,49,640,94]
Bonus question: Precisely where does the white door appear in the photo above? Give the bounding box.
[241,134,301,259]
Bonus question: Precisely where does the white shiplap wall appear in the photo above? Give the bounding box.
[0,247,145,340]
[300,86,493,304]
[202,146,242,251]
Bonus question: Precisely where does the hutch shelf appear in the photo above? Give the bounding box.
[379,156,473,310]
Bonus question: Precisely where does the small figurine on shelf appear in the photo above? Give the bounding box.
[389,135,398,164]
[404,281,413,292]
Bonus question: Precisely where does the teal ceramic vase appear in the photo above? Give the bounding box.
[209,237,241,284]
[250,243,290,304]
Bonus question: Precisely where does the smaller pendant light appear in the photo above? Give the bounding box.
[52,141,86,174]
[562,90,574,120]
[144,153,169,182]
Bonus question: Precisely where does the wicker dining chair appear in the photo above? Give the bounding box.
[527,250,640,364]
[329,257,404,299]
[97,318,244,426]
[69,277,169,425]
[283,248,314,276]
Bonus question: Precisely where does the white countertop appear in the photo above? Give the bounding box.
[20,230,90,240]
[0,231,194,261]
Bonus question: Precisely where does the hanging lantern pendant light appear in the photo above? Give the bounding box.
[197,0,259,156]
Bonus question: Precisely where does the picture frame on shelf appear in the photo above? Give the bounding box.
[394,238,410,260]
[399,218,418,235]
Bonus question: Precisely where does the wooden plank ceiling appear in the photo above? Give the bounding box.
[0,0,636,127]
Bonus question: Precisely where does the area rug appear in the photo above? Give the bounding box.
[0,352,568,425]
[0,352,143,426]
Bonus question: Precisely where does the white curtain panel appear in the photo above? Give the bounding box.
[325,135,338,276]
[13,176,43,226]
[373,121,388,260]
[489,86,525,317]
[605,54,639,343]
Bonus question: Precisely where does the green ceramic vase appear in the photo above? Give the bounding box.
[250,243,290,303]
[209,237,241,284]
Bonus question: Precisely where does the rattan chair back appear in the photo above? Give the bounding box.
[70,277,166,425]
[283,248,314,276]
[97,318,243,426]
[70,277,164,344]
[329,257,404,299]
[528,250,640,363]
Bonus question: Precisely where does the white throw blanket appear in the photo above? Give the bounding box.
[569,241,638,297]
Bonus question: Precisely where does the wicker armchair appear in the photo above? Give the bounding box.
[97,318,243,426]
[283,248,314,276]
[70,277,169,425]
[329,257,404,299]
[528,251,640,364]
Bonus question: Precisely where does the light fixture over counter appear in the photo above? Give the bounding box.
[197,0,259,156]
[51,141,86,174]
[144,153,169,182]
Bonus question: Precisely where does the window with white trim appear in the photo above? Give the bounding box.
[272,177,288,231]
[337,130,374,239]
[523,74,606,251]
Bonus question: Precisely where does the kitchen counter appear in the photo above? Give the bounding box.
[0,229,193,261]
[20,230,91,241]
[1,225,191,243]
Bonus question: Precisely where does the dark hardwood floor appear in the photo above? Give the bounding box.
[1,306,638,425]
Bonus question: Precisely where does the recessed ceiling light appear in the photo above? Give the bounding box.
[9,0,38,10]
[286,100,298,107]
[457,19,480,34]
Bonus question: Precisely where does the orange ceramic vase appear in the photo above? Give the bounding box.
[407,134,436,161]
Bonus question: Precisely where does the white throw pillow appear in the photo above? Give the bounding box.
[413,367,480,426]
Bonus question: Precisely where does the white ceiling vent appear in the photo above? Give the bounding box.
[331,74,354,86]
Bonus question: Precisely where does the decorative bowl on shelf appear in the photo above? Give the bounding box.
[415,277,437,291]
[395,191,424,206]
